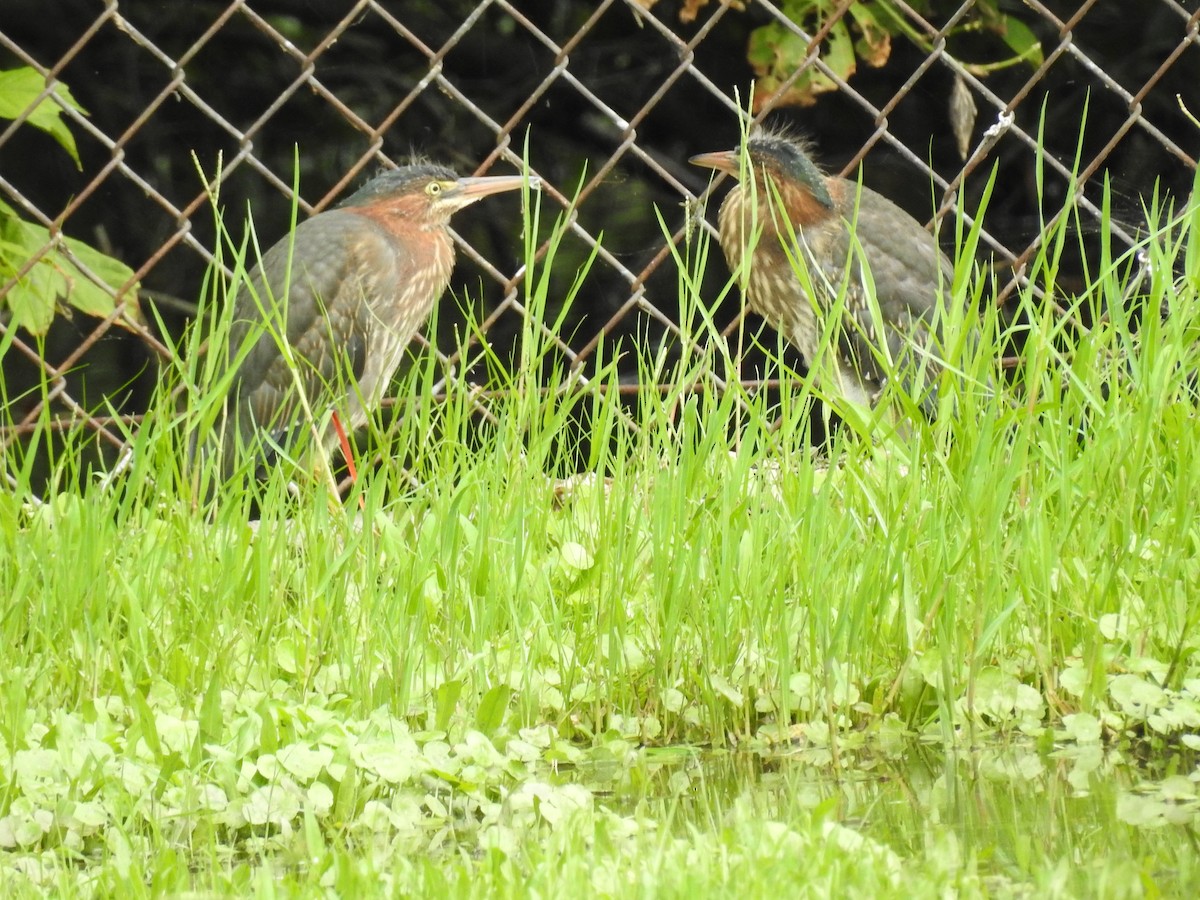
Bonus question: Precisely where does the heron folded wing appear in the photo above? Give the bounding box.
[227,212,374,459]
[825,188,952,417]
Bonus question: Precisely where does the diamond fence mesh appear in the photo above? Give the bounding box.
[1,0,1198,476]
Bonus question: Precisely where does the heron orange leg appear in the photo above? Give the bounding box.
[330,411,358,482]
[330,411,367,510]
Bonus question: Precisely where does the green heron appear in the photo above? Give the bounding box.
[691,131,956,419]
[221,162,534,477]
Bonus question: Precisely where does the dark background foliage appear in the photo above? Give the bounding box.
[2,0,1198,472]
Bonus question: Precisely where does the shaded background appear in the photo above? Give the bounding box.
[2,0,1199,479]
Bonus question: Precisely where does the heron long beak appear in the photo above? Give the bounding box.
[689,150,739,175]
[452,174,540,202]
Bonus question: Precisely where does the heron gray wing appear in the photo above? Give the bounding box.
[226,211,374,460]
[819,186,952,416]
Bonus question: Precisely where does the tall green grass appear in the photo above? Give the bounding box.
[1,143,1198,895]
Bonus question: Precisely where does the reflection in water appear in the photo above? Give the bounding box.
[577,739,1199,892]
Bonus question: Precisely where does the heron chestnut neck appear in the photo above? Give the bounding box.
[692,135,838,231]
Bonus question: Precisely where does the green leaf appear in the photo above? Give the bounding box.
[560,541,594,570]
[709,672,744,707]
[475,684,513,734]
[998,15,1044,68]
[435,679,464,732]
[154,751,185,801]
[353,742,416,783]
[303,806,325,860]
[1184,161,1200,293]
[2,253,61,334]
[0,197,140,334]
[824,19,857,81]
[0,68,87,168]
[848,4,892,68]
[747,15,852,110]
[127,687,162,760]
[747,24,811,107]
[333,757,359,820]
[277,742,334,782]
[256,698,279,754]
[197,670,224,753]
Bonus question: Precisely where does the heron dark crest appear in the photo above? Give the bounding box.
[691,130,961,420]
[220,162,535,478]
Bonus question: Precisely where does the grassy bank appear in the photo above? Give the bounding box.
[2,163,1199,896]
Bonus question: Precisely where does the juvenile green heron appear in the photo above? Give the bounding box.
[691,131,957,419]
[222,162,534,477]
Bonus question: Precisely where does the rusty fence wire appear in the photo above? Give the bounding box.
[1,0,1198,466]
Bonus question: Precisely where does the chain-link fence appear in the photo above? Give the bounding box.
[2,0,1198,475]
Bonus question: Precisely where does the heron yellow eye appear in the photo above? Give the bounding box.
[426,181,450,197]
